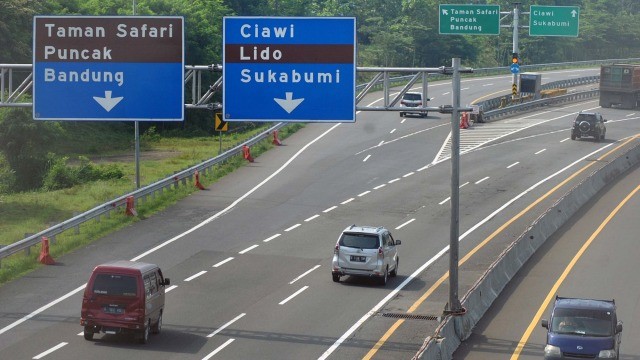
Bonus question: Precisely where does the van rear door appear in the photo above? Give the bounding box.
[86,273,144,324]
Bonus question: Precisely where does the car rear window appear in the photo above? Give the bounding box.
[340,234,379,249]
[403,93,421,101]
[551,308,613,336]
[92,274,138,296]
[576,114,596,123]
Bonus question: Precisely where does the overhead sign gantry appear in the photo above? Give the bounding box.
[33,16,184,121]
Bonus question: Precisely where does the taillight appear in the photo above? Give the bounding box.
[334,244,340,255]
[378,247,384,260]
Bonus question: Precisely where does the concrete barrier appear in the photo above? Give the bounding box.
[415,138,640,359]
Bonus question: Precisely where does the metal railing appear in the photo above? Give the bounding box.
[0,123,284,266]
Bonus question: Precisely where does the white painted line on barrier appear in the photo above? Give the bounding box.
[263,234,281,243]
[289,265,321,285]
[535,148,547,155]
[33,342,68,359]
[363,154,371,162]
[373,184,386,190]
[207,313,246,338]
[305,214,320,222]
[202,339,235,359]
[507,162,520,169]
[475,176,490,185]
[396,219,415,230]
[213,257,235,267]
[285,224,301,232]
[340,198,354,205]
[239,245,259,254]
[184,271,207,282]
[279,286,309,305]
[323,205,338,213]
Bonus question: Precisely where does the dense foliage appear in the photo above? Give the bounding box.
[1,0,639,193]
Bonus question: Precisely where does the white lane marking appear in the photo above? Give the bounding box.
[475,176,490,185]
[403,172,415,178]
[482,83,494,86]
[207,313,246,338]
[319,143,616,360]
[184,271,207,282]
[289,265,321,285]
[33,342,68,359]
[460,181,470,188]
[305,214,320,222]
[461,87,469,91]
[131,123,343,263]
[442,92,450,95]
[323,205,338,213]
[401,119,406,124]
[340,198,354,205]
[373,184,386,190]
[378,141,385,146]
[285,224,301,232]
[363,154,371,162]
[358,191,371,197]
[239,245,259,254]
[395,219,415,230]
[202,339,235,359]
[213,257,235,267]
[165,285,178,293]
[263,234,281,243]
[535,148,547,155]
[626,113,636,117]
[560,138,570,142]
[388,178,401,184]
[279,286,309,305]
[507,162,520,169]
[0,284,86,336]
[390,128,396,134]
[439,197,450,205]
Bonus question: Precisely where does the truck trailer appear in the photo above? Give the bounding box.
[599,64,640,109]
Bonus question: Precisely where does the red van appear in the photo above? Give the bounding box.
[80,260,170,343]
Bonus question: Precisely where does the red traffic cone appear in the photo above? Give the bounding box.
[194,170,206,190]
[242,145,254,162]
[38,236,55,265]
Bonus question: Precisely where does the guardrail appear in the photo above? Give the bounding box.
[0,123,284,267]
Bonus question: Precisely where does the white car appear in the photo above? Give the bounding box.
[331,225,401,286]
[400,91,430,118]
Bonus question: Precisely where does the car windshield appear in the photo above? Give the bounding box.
[403,93,421,101]
[340,234,379,249]
[551,308,613,336]
[92,274,138,296]
[576,114,596,123]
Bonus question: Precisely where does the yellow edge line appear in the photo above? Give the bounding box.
[363,135,640,359]
[510,181,640,359]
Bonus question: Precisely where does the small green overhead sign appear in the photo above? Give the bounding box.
[529,5,580,37]
[439,4,500,35]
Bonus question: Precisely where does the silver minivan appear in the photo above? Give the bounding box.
[331,225,401,285]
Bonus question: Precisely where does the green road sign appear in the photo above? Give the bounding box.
[439,4,500,35]
[529,5,579,37]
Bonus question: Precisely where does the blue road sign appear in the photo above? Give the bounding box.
[510,63,520,74]
[223,17,356,122]
[33,16,184,121]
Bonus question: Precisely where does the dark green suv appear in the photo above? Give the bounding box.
[571,112,607,141]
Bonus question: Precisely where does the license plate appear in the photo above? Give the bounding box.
[103,306,124,314]
[350,255,366,262]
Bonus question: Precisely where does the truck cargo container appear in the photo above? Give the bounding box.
[599,64,640,109]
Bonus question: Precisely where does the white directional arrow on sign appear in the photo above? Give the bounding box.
[571,9,577,17]
[442,9,448,15]
[274,92,304,114]
[93,91,123,112]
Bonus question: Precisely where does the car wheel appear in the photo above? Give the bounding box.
[379,266,388,286]
[390,258,398,277]
[152,312,162,334]
[570,132,576,140]
[332,273,340,283]
[422,112,428,118]
[138,320,150,344]
[399,112,404,117]
[83,327,94,341]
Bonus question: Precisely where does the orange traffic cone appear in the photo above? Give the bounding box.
[38,236,55,265]
[272,130,282,146]
[242,145,254,162]
[125,196,138,216]
[194,170,206,190]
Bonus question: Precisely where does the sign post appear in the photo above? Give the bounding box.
[33,16,184,121]
[529,6,580,37]
[223,17,356,122]
[439,4,500,35]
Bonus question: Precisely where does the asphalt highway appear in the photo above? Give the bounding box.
[4,68,637,360]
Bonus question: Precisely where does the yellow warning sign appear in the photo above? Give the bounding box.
[512,83,518,96]
[215,113,228,132]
